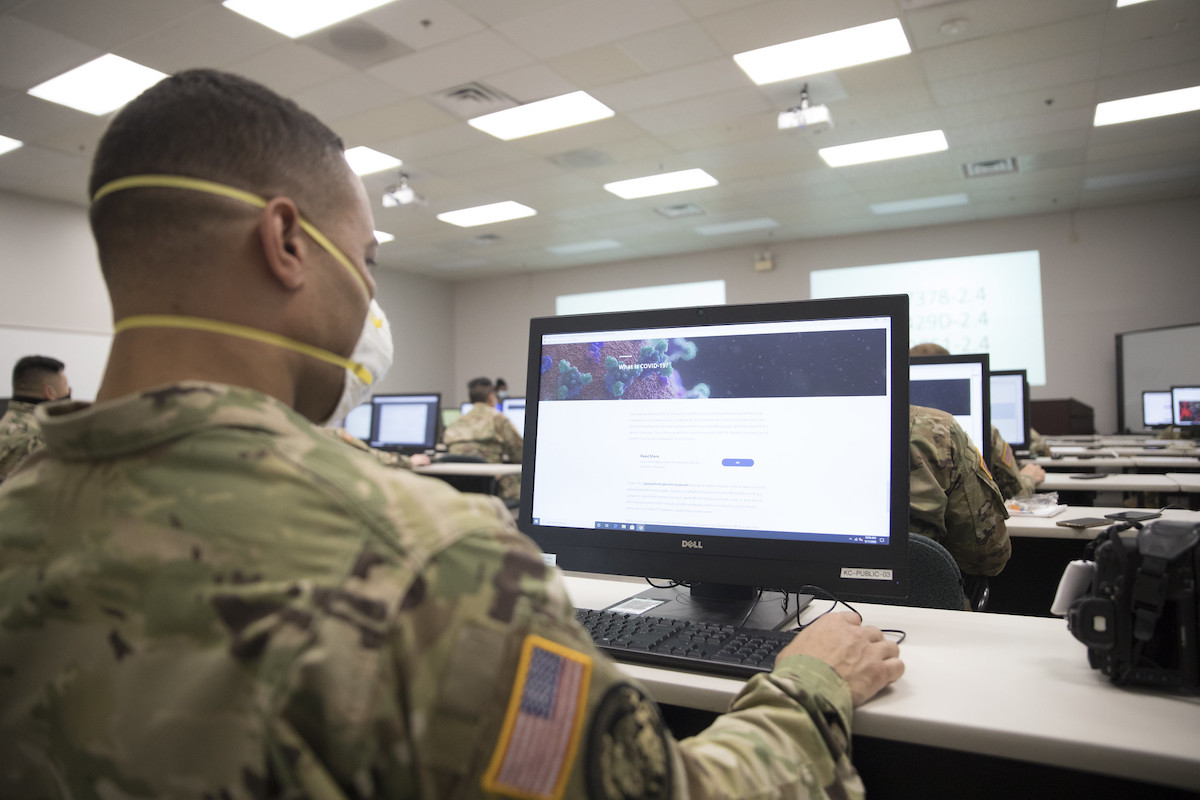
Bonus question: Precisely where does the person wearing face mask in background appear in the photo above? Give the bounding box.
[0,355,71,483]
[494,376,509,402]
[0,70,902,799]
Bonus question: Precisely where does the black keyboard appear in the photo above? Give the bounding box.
[575,607,795,679]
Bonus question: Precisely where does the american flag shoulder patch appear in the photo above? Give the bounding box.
[482,634,593,800]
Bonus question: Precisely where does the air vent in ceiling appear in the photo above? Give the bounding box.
[655,202,706,219]
[963,157,1018,178]
[431,82,516,118]
[473,233,502,245]
[551,149,616,169]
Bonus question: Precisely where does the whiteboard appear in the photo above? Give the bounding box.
[0,325,113,403]
[1117,322,1200,432]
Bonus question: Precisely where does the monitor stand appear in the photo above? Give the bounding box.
[606,583,813,631]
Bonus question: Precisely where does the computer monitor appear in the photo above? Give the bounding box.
[910,354,991,464]
[1143,390,1174,428]
[989,369,1030,450]
[500,397,526,438]
[369,393,441,453]
[520,294,911,628]
[460,401,473,415]
[338,400,373,441]
[441,408,462,430]
[1171,386,1200,427]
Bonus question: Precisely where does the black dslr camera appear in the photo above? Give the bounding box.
[1065,519,1199,693]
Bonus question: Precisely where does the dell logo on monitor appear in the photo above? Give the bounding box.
[682,539,703,549]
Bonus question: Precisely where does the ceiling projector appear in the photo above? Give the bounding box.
[777,103,833,131]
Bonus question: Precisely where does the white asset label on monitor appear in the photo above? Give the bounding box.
[840,567,894,581]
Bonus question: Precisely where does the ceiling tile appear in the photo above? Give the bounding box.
[494,0,692,60]
[225,42,355,96]
[367,30,534,95]
[119,5,287,73]
[546,43,647,89]
[615,21,724,73]
[333,97,459,148]
[486,64,578,103]
[919,13,1106,82]
[12,0,208,52]
[363,0,485,49]
[0,90,96,140]
[929,51,1101,106]
[294,72,408,126]
[0,16,100,89]
[699,0,895,55]
[593,57,748,112]
[625,87,772,136]
[299,20,415,71]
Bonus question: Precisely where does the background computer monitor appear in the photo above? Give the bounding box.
[910,354,991,464]
[369,393,441,453]
[441,408,462,430]
[339,401,373,441]
[1171,385,1200,427]
[990,369,1030,450]
[500,397,526,437]
[1143,390,1174,428]
[520,294,911,626]
[460,401,473,415]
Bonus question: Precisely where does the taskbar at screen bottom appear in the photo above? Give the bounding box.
[529,518,889,546]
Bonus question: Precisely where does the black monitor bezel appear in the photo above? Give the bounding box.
[518,294,911,599]
[910,353,992,464]
[368,392,442,452]
[1171,385,1200,427]
[1142,390,1173,429]
[989,369,1030,450]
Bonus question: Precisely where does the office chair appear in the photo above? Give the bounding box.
[840,533,972,611]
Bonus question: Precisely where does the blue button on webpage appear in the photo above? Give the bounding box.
[721,458,754,467]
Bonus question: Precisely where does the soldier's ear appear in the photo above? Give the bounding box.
[259,198,307,291]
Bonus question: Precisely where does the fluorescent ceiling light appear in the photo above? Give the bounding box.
[1093,85,1200,126]
[0,135,22,156]
[819,130,948,167]
[1116,0,1155,7]
[374,230,395,244]
[469,91,614,141]
[870,194,968,215]
[27,54,167,116]
[734,19,911,86]
[605,168,718,200]
[547,239,622,255]
[695,218,781,236]
[222,0,399,38]
[344,146,401,176]
[437,201,537,228]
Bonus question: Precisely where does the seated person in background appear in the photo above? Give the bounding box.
[910,405,1012,589]
[0,69,903,800]
[494,376,509,402]
[0,355,71,483]
[1028,427,1051,457]
[443,376,523,502]
[907,342,1043,499]
[989,425,1045,499]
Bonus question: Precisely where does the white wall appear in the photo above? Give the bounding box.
[451,197,1200,433]
[0,190,456,404]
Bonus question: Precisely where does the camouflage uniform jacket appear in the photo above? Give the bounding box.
[988,425,1035,500]
[443,403,523,503]
[1027,428,1051,457]
[909,406,1011,577]
[0,399,43,483]
[0,382,863,799]
[321,424,414,469]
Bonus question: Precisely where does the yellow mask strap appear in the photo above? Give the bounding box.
[112,315,373,385]
[92,174,370,298]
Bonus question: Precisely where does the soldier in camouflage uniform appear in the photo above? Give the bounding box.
[1027,427,1051,457]
[443,376,524,503]
[909,405,1012,579]
[988,425,1045,500]
[0,69,903,799]
[320,424,430,470]
[0,355,70,483]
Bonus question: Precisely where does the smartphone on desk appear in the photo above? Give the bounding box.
[1103,510,1162,522]
[1056,517,1110,529]
[1068,473,1108,480]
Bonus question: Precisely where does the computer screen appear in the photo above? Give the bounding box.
[990,369,1029,450]
[520,295,911,626]
[369,393,441,453]
[441,408,462,430]
[500,397,526,437]
[1172,386,1200,427]
[910,354,991,464]
[339,401,373,441]
[1143,391,1173,428]
[460,401,473,415]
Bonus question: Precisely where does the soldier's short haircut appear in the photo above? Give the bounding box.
[12,355,65,394]
[88,69,349,266]
[467,377,495,404]
[910,342,951,357]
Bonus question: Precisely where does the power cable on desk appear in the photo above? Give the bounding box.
[790,584,908,645]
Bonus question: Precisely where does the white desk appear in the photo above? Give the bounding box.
[1168,472,1200,493]
[563,574,1200,792]
[1005,506,1200,539]
[415,462,522,477]
[1132,455,1200,469]
[1032,456,1133,470]
[1038,473,1182,493]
